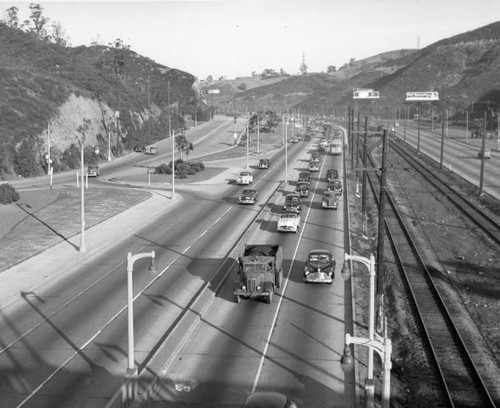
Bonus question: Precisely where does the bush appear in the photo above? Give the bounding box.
[0,183,20,204]
[155,163,172,174]
[188,161,205,172]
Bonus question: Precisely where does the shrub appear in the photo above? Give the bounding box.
[0,183,20,204]
[155,163,171,174]
[189,161,205,172]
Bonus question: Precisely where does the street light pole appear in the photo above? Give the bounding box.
[342,329,392,408]
[285,118,288,184]
[125,250,156,400]
[342,253,376,407]
[79,140,86,253]
[246,121,249,169]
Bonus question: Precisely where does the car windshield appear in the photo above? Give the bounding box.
[286,196,300,204]
[281,214,297,219]
[334,181,341,187]
[309,253,331,263]
[242,189,254,195]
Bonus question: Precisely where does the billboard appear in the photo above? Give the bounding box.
[405,91,439,101]
[207,89,220,94]
[353,88,380,99]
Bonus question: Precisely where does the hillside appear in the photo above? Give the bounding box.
[215,21,500,116]
[0,23,204,180]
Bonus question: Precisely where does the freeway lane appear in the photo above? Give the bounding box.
[141,139,352,407]
[0,132,308,407]
[392,122,500,200]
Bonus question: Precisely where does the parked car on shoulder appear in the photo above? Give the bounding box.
[258,158,271,169]
[134,145,146,152]
[277,213,301,233]
[326,169,338,182]
[283,193,302,213]
[87,165,100,177]
[303,249,335,284]
[237,171,253,185]
[238,188,258,205]
[322,191,338,209]
[295,181,310,197]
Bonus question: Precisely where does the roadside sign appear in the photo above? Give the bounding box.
[405,91,439,101]
[353,88,380,99]
[207,89,220,94]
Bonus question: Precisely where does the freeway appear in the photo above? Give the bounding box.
[0,121,355,407]
[391,121,500,200]
[140,138,352,407]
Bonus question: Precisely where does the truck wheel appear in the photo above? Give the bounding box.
[266,291,273,304]
[234,294,241,303]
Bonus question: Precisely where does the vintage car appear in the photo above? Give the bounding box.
[238,188,258,204]
[134,145,146,152]
[304,134,311,141]
[322,191,338,209]
[237,171,253,185]
[87,165,100,177]
[303,249,335,284]
[292,136,299,143]
[295,181,310,197]
[326,169,338,182]
[310,152,320,163]
[244,392,298,408]
[308,161,319,172]
[277,213,301,233]
[319,138,328,148]
[332,180,343,195]
[258,158,271,169]
[283,193,302,213]
[298,172,311,183]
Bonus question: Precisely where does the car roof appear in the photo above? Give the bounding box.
[309,248,332,255]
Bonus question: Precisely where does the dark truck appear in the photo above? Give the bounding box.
[233,244,283,304]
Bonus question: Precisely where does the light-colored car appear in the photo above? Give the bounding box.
[277,213,301,233]
[309,161,319,172]
[478,148,491,159]
[238,188,258,205]
[303,249,335,284]
[237,171,253,185]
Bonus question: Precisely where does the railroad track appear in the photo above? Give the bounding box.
[389,138,500,245]
[364,146,497,407]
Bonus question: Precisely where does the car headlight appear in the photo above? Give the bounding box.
[304,270,310,276]
[242,286,246,291]
[256,286,262,291]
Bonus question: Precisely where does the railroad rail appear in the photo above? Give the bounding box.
[390,138,500,245]
[364,145,497,407]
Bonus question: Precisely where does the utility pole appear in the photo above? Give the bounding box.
[376,129,389,333]
[439,109,446,169]
[479,111,487,195]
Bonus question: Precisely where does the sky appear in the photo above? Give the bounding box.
[3,0,500,80]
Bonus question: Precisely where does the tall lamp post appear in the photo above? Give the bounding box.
[125,250,156,399]
[341,253,376,407]
[76,121,99,253]
[341,329,392,408]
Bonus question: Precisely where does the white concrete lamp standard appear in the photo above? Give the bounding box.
[124,250,156,400]
[78,144,99,253]
[341,253,376,407]
[341,331,392,408]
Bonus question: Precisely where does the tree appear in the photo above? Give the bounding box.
[24,3,50,41]
[175,134,194,160]
[51,21,70,47]
[237,82,247,91]
[5,6,20,28]
[327,65,337,73]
